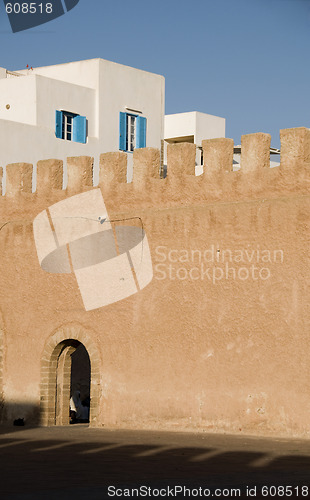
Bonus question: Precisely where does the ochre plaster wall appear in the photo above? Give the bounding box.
[0,128,309,437]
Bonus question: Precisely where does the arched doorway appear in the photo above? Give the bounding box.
[40,325,100,426]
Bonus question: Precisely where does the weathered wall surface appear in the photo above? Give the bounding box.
[0,128,309,437]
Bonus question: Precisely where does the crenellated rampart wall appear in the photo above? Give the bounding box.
[0,128,309,437]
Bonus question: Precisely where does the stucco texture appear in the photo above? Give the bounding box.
[0,128,309,438]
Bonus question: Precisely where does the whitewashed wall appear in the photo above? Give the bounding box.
[0,58,165,190]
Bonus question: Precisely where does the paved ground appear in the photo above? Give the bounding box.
[0,425,309,499]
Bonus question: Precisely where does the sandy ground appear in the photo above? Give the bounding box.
[0,425,309,499]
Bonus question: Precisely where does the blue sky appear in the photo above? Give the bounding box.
[0,0,309,147]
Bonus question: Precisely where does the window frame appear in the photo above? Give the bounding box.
[126,113,137,152]
[119,112,147,152]
[62,111,78,141]
[55,110,87,144]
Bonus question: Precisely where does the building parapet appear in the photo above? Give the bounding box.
[1,127,309,217]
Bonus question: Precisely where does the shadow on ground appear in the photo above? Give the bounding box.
[0,426,309,499]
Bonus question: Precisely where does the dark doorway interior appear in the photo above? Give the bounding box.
[70,344,91,424]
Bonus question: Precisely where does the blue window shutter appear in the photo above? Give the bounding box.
[72,115,87,144]
[119,112,127,151]
[55,110,63,139]
[136,116,146,149]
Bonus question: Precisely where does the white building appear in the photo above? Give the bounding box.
[4,58,276,188]
[0,58,165,188]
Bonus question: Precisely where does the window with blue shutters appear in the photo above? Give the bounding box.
[119,112,147,152]
[55,110,87,144]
